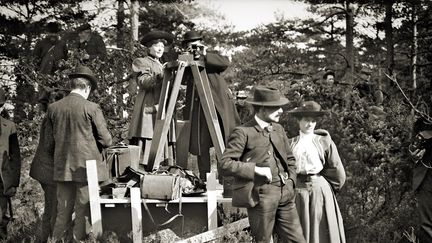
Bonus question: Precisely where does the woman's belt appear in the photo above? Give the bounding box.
[297,173,320,182]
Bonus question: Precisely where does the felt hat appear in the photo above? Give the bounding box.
[46,22,61,33]
[68,65,98,90]
[245,86,289,107]
[182,30,203,44]
[288,101,329,117]
[0,88,6,105]
[140,30,174,46]
[76,23,91,33]
[323,70,336,79]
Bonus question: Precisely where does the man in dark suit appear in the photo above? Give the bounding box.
[181,30,240,180]
[410,116,432,243]
[220,86,305,243]
[47,65,112,241]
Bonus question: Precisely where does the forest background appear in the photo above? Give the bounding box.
[1,0,432,242]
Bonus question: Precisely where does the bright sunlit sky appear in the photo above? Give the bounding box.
[196,0,314,31]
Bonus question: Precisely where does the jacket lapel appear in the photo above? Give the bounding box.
[269,126,289,165]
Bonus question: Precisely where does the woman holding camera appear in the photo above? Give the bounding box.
[288,101,346,243]
[128,30,174,166]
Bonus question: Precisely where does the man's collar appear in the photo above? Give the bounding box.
[254,115,270,129]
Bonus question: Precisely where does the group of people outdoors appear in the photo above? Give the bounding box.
[0,20,429,243]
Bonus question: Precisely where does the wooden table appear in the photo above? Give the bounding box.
[86,160,233,242]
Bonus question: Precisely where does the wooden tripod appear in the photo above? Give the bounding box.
[144,53,225,172]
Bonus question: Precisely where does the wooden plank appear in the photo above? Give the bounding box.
[86,160,103,238]
[175,218,250,243]
[130,187,143,243]
[206,172,217,230]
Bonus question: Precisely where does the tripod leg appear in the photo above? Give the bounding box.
[141,140,151,166]
[190,64,225,159]
[147,62,187,171]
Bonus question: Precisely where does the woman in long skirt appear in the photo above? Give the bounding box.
[288,100,346,243]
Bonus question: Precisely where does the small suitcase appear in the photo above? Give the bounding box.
[106,144,141,178]
[141,172,181,200]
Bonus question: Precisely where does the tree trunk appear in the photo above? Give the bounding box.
[130,0,140,51]
[412,3,418,89]
[384,0,394,76]
[117,0,126,48]
[345,1,354,83]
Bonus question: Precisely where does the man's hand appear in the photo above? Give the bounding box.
[410,148,426,163]
[255,166,272,183]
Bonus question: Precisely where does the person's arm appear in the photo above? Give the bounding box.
[321,139,346,191]
[283,132,297,187]
[219,127,257,180]
[204,52,230,73]
[92,105,113,149]
[132,58,162,90]
[7,123,21,195]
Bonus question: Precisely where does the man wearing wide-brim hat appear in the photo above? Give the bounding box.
[220,86,305,243]
[47,65,112,241]
[180,30,241,180]
[33,21,68,74]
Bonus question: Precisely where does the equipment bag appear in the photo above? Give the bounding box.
[106,144,141,178]
[168,165,206,196]
[141,171,181,200]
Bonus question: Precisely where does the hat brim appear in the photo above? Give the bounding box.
[68,73,98,91]
[181,37,203,44]
[289,110,329,117]
[245,97,289,107]
[141,31,174,46]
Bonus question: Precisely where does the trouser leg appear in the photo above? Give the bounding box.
[40,182,57,242]
[52,182,76,241]
[73,182,90,241]
[247,184,279,243]
[0,194,8,239]
[275,185,305,243]
[197,150,210,181]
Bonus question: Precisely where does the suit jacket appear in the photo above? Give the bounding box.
[30,116,55,184]
[220,119,297,208]
[0,117,21,194]
[47,93,112,182]
[289,129,346,191]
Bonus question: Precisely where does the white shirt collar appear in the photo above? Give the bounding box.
[255,115,270,129]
